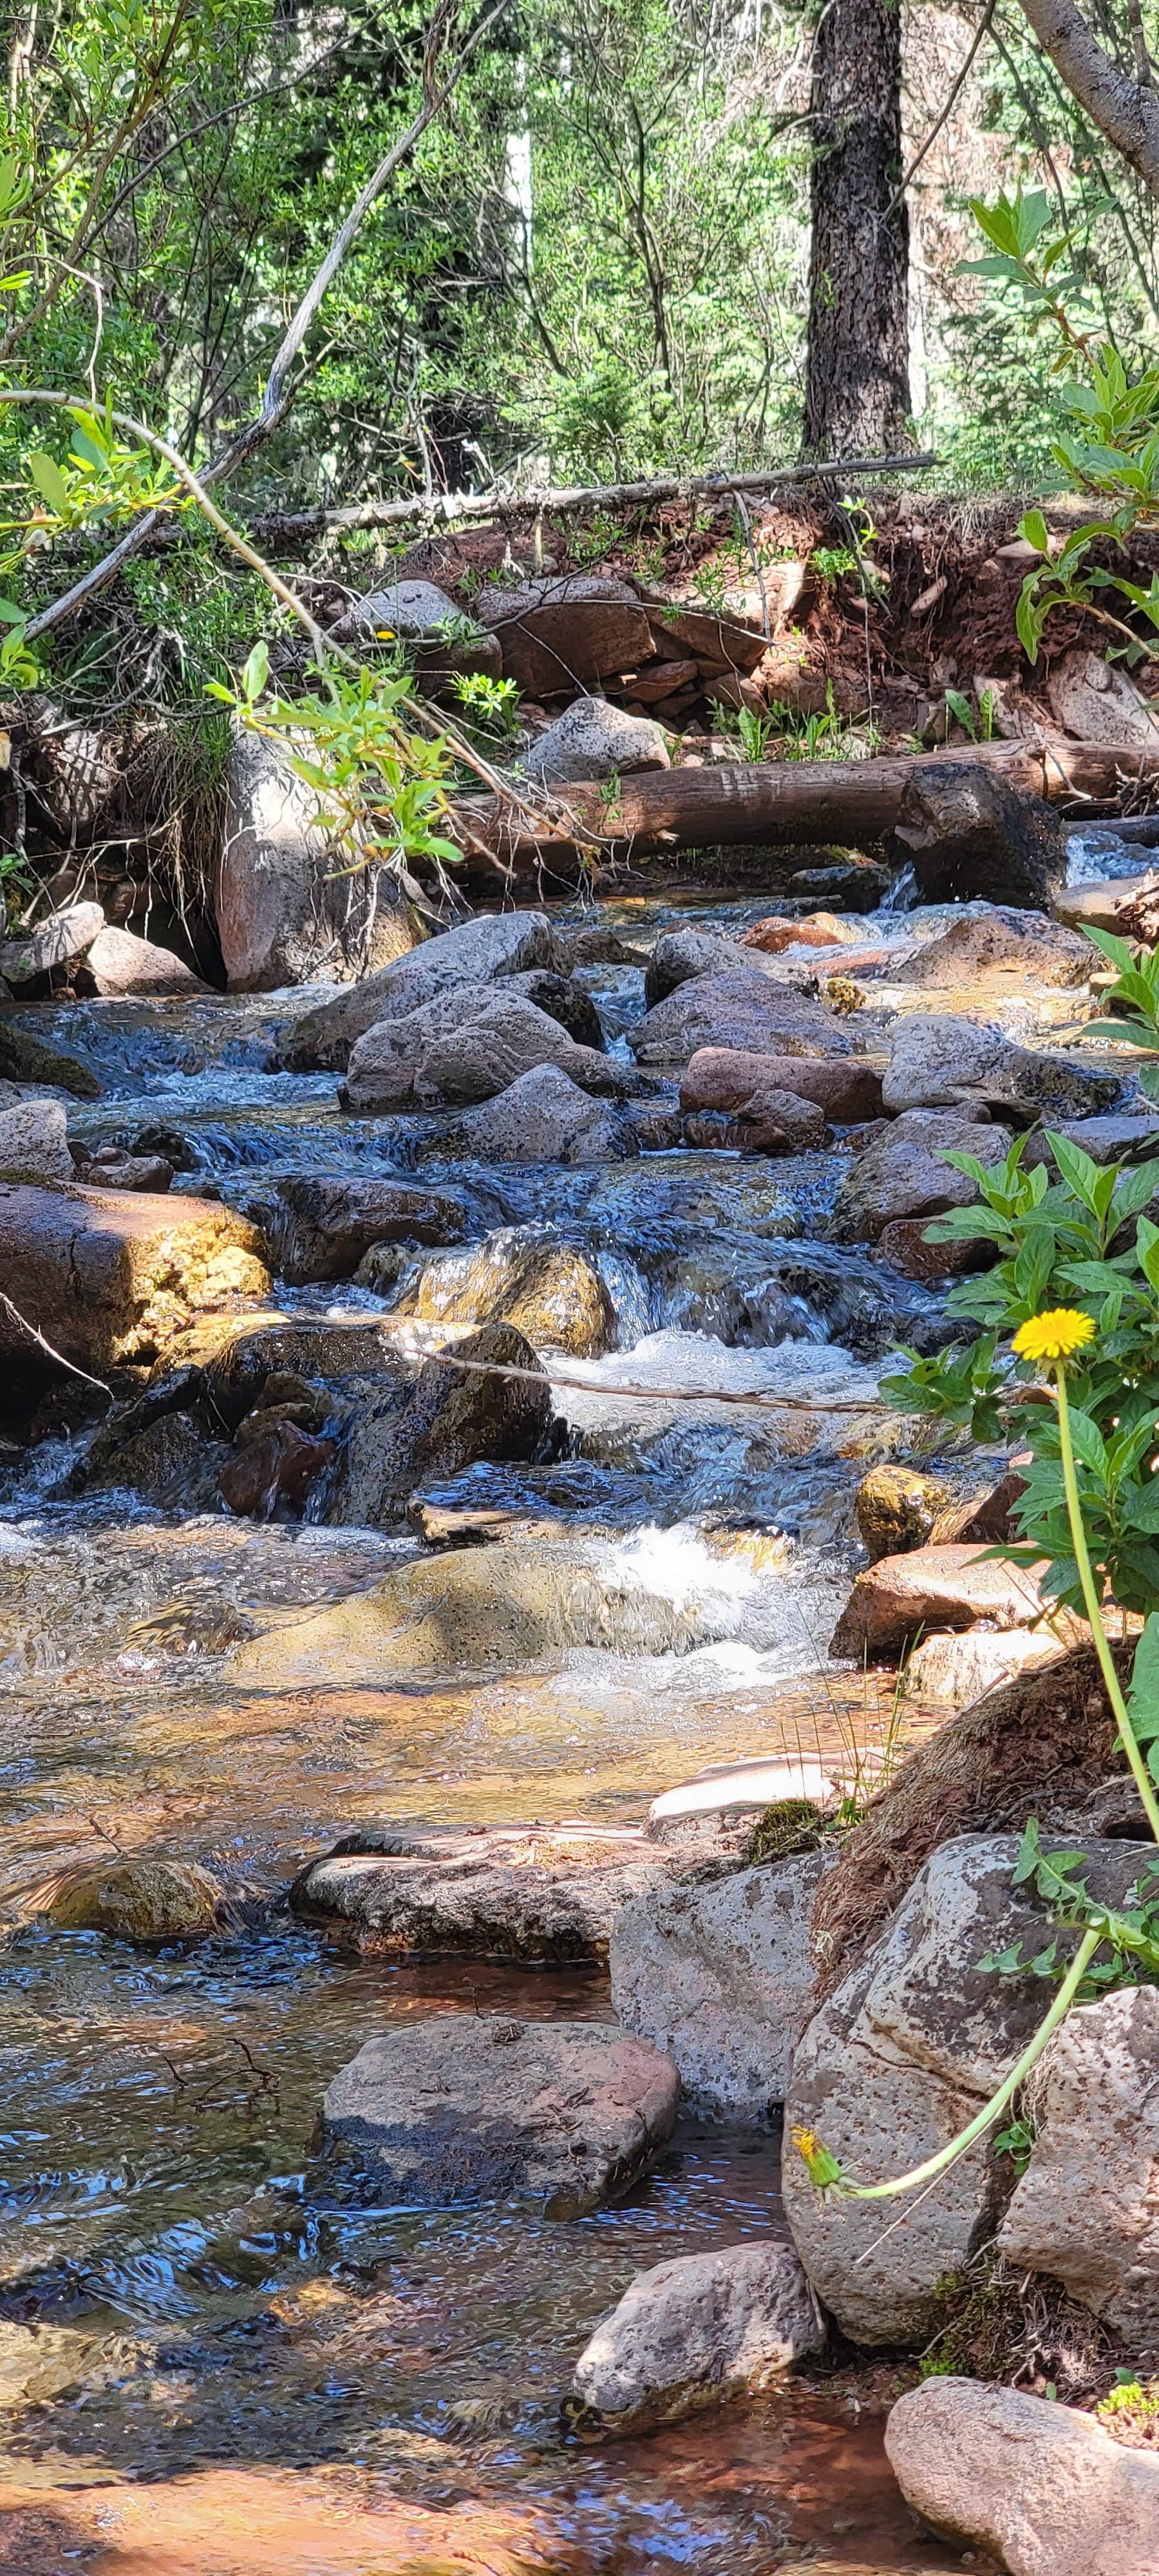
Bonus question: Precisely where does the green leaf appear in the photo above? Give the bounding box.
[1066,1406,1109,1480]
[1048,1132,1105,1211]
[1021,507,1050,556]
[27,450,70,515]
[1126,1615,1159,1748]
[240,640,270,705]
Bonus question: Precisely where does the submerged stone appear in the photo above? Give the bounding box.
[45,1856,230,1943]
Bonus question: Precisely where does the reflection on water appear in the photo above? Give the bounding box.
[0,900,957,2571]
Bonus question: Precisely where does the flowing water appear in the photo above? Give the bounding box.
[0,895,963,2574]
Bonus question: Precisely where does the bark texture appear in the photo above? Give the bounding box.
[803,0,912,456]
[1016,0,1159,200]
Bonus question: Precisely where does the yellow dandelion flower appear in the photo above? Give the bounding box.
[791,2125,845,2191]
[1012,1307,1097,1366]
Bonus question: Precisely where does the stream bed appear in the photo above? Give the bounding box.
[0,893,965,2573]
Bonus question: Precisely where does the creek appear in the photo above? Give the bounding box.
[0,892,964,2574]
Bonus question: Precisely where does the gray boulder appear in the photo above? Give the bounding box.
[999,1984,1159,2358]
[610,1852,834,2119]
[516,694,670,785]
[783,1832,1154,2347]
[645,927,760,1007]
[84,925,207,996]
[504,967,605,1050]
[831,1107,1011,1243]
[0,901,104,987]
[630,973,851,1067]
[332,579,502,683]
[885,2376,1159,2576]
[342,987,624,1113]
[570,2240,825,2431]
[279,907,565,1070]
[896,904,1093,990]
[0,1096,73,1182]
[290,1821,670,1962]
[218,730,417,992]
[882,1013,1119,1118]
[448,1063,639,1163]
[259,1177,466,1283]
[321,2013,680,2215]
[1024,1112,1159,1170]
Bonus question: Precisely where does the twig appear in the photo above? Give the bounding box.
[406,1343,884,1414]
[883,0,997,220]
[0,1289,109,1392]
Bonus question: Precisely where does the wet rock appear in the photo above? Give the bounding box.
[45,1855,230,1942]
[449,1064,639,1163]
[515,694,670,784]
[0,901,104,987]
[830,1539,1051,1663]
[332,578,502,682]
[681,1091,825,1154]
[0,1182,269,1370]
[887,764,1068,907]
[790,857,891,905]
[875,1214,990,1280]
[0,1018,100,1097]
[740,913,853,954]
[0,1096,73,1182]
[191,1314,409,1428]
[885,2376,1159,2576]
[328,1320,551,1526]
[999,1984,1159,2354]
[610,1852,835,2119]
[681,1048,884,1125]
[504,967,605,1050]
[831,1108,1011,1244]
[343,988,623,1113]
[73,1145,174,1192]
[90,1409,229,1512]
[647,1757,840,1848]
[895,903,1093,989]
[904,1626,1064,1705]
[476,573,654,697]
[219,1421,335,1519]
[290,1821,669,1961]
[1024,1112,1159,1170]
[390,1229,615,1356]
[854,1464,953,1564]
[1055,873,1151,935]
[130,1121,196,1170]
[407,1456,635,1544]
[630,974,851,1068]
[881,1011,1118,1119]
[323,2012,679,2215]
[227,1532,716,1685]
[644,927,757,1006]
[558,924,647,971]
[784,1833,1152,2345]
[262,1177,466,1283]
[280,907,565,1071]
[218,730,417,991]
[83,925,209,996]
[570,2240,824,2432]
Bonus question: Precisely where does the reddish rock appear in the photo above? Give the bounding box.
[476,574,652,697]
[830,1541,1053,1665]
[84,925,208,996]
[682,1090,825,1153]
[629,658,699,702]
[0,1181,269,1370]
[218,1419,335,1518]
[876,1215,992,1280]
[681,1048,883,1124]
[740,913,851,953]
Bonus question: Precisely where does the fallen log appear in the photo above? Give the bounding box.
[445,739,1159,887]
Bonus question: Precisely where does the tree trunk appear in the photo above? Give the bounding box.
[802,0,912,457]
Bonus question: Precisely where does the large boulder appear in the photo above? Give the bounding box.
[999,1985,1159,2356]
[0,1181,269,1370]
[187,1313,409,1428]
[321,2014,679,2215]
[290,1821,669,1962]
[682,1090,826,1155]
[881,1012,1118,1119]
[516,695,670,785]
[327,1320,550,1524]
[331,578,502,685]
[279,907,565,1071]
[645,927,759,1006]
[885,2377,1159,2576]
[44,1857,229,1942]
[225,1533,717,1685]
[681,1048,884,1126]
[475,573,654,697]
[84,925,208,996]
[341,987,624,1113]
[630,974,851,1068]
[895,904,1093,989]
[504,967,605,1050]
[259,1177,466,1283]
[783,1833,1153,2345]
[610,1852,834,2119]
[217,731,417,992]
[0,901,104,987]
[446,1064,639,1164]
[389,1228,615,1356]
[830,1540,1051,1663]
[887,764,1068,907]
[0,1097,73,1182]
[570,2241,825,2432]
[831,1108,1010,1243]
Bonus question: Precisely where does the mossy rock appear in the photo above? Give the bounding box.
[46,1856,229,1942]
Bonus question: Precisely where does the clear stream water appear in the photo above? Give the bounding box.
[0,896,970,2574]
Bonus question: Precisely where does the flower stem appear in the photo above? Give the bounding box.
[826,1923,1102,2201]
[1053,1367,1159,1842]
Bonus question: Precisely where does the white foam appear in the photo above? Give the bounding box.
[555,1326,881,1405]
